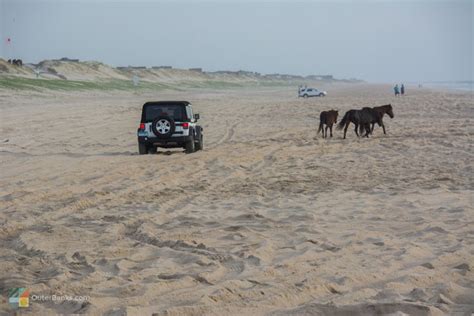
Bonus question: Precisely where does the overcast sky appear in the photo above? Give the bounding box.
[0,0,472,82]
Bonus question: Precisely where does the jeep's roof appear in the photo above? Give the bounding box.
[143,101,191,108]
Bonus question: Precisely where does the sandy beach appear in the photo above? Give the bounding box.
[0,84,473,315]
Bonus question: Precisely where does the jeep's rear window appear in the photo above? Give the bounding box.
[144,104,186,122]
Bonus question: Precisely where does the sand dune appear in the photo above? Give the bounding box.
[0,58,313,86]
[0,84,473,315]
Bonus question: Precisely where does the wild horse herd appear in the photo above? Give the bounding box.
[318,104,394,139]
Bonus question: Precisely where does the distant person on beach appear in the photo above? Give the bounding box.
[401,84,405,95]
[394,84,400,96]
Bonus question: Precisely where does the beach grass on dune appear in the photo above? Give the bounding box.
[0,76,172,91]
[0,76,302,92]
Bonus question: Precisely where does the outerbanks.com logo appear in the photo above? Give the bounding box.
[7,288,90,309]
[8,288,30,308]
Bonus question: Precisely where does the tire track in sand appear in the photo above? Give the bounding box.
[208,122,237,148]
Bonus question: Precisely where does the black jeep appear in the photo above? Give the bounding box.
[137,101,203,154]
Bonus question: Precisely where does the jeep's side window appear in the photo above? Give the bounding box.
[186,106,193,121]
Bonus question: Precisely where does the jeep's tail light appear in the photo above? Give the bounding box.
[139,123,145,130]
[182,122,189,129]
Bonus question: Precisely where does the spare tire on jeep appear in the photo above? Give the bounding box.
[151,116,175,139]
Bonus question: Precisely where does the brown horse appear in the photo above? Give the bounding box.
[318,110,338,138]
[337,108,383,139]
[370,104,394,134]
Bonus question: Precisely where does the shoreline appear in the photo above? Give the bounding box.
[421,82,473,93]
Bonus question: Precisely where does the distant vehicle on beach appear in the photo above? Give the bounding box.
[298,86,327,98]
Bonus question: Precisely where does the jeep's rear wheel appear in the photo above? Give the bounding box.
[195,134,203,151]
[138,143,148,155]
[303,94,308,98]
[185,135,195,154]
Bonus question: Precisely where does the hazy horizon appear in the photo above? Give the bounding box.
[0,0,472,83]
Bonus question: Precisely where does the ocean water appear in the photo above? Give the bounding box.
[423,81,473,92]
